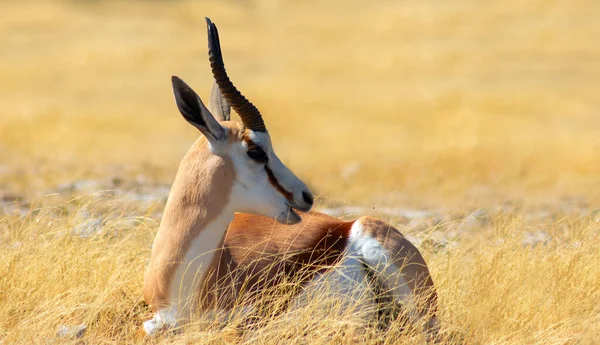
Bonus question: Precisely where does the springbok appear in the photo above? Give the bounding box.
[143,18,439,340]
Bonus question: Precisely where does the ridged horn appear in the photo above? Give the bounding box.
[205,17,266,132]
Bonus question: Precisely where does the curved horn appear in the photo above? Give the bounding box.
[205,17,266,132]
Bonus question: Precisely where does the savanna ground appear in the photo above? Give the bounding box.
[1,0,600,344]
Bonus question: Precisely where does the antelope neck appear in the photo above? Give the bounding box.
[147,136,236,315]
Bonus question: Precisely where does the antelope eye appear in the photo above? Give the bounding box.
[247,147,268,163]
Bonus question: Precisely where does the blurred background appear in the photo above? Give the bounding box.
[1,0,600,209]
[2,3,600,343]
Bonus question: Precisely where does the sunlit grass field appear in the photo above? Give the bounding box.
[1,0,599,344]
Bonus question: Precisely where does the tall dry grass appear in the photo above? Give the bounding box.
[1,196,599,344]
[1,0,599,344]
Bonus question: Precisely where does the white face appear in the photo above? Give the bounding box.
[171,76,313,224]
[213,130,313,224]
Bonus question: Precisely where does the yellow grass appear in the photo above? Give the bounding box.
[1,0,599,344]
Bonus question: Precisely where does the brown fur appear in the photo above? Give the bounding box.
[199,211,352,310]
[197,214,437,328]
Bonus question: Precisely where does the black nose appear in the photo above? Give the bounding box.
[302,191,314,206]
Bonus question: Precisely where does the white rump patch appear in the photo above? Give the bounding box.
[348,220,413,302]
[291,220,413,316]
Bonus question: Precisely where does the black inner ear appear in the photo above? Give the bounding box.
[172,77,206,128]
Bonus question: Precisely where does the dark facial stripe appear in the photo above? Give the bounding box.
[265,165,294,202]
[242,131,294,202]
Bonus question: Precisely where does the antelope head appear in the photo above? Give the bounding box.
[169,18,313,224]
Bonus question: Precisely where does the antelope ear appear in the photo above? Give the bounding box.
[208,81,231,122]
[171,76,226,142]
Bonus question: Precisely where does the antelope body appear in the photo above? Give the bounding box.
[143,18,439,339]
